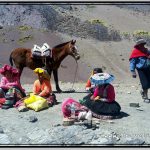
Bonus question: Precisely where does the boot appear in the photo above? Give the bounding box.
[142,89,150,103]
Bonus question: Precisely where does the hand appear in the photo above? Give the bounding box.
[131,72,136,78]
[132,74,136,78]
[85,87,90,91]
[94,96,100,101]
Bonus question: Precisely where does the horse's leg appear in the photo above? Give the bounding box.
[15,65,23,83]
[53,69,62,93]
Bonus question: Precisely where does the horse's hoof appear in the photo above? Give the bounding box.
[56,89,62,93]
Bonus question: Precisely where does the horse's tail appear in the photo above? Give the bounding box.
[9,53,13,66]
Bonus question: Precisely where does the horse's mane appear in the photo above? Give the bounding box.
[53,41,70,49]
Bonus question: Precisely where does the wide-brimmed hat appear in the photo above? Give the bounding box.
[134,39,146,46]
[0,64,19,76]
[90,73,115,86]
[34,68,50,80]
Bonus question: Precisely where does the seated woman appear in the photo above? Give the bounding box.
[82,73,121,118]
[85,68,103,92]
[33,68,52,98]
[0,64,26,108]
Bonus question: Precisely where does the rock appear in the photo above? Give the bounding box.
[18,136,31,144]
[90,137,113,145]
[27,129,48,142]
[29,116,38,123]
[0,134,10,144]
[0,128,4,134]
[53,124,61,127]
[129,103,140,108]
[136,108,144,111]
[63,118,75,126]
[127,91,131,94]
[123,138,145,145]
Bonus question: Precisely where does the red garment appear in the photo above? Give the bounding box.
[93,84,115,103]
[129,48,148,60]
[85,79,91,88]
[61,98,87,118]
[0,98,6,104]
[33,79,52,97]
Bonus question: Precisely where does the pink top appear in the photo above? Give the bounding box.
[0,76,24,91]
[61,98,87,118]
[93,84,115,103]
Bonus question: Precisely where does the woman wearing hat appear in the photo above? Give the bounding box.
[0,64,26,108]
[129,39,150,103]
[81,73,121,117]
[85,68,103,92]
[33,68,52,97]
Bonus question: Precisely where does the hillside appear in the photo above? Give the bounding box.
[1,3,150,146]
[0,4,150,86]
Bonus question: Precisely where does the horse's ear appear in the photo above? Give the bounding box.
[71,39,76,44]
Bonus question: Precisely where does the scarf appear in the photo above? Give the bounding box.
[129,48,148,60]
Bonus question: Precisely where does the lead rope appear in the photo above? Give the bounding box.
[70,60,78,90]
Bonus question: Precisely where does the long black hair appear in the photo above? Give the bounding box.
[93,68,103,73]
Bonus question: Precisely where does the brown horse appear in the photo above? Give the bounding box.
[9,40,80,92]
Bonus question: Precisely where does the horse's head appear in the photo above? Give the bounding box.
[68,40,80,60]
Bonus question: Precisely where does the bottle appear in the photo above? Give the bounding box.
[70,103,76,119]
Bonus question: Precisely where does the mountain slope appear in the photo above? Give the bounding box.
[0,4,150,85]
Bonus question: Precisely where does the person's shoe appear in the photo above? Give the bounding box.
[140,90,149,100]
[140,90,146,99]
[143,99,150,103]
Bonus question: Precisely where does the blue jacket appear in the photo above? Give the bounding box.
[129,56,147,72]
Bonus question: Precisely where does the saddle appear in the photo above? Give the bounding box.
[31,43,53,65]
[31,43,52,58]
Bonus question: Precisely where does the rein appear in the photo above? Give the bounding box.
[71,59,78,90]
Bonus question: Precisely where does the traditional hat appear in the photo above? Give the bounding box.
[135,39,146,46]
[0,64,19,76]
[90,73,115,86]
[34,68,50,80]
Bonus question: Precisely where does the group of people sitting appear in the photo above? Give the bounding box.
[62,67,121,122]
[0,63,121,121]
[0,64,55,109]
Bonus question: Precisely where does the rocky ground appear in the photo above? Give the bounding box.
[0,3,150,146]
[0,82,149,146]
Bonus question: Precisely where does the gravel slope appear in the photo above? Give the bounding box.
[0,82,149,145]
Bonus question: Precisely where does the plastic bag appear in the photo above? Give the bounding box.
[27,99,48,112]
[24,93,47,105]
[24,93,49,111]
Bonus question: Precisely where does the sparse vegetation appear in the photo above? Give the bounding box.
[133,30,150,37]
[18,35,33,43]
[89,19,108,27]
[39,28,49,32]
[121,31,131,39]
[122,31,130,36]
[18,25,32,31]
[132,30,150,46]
